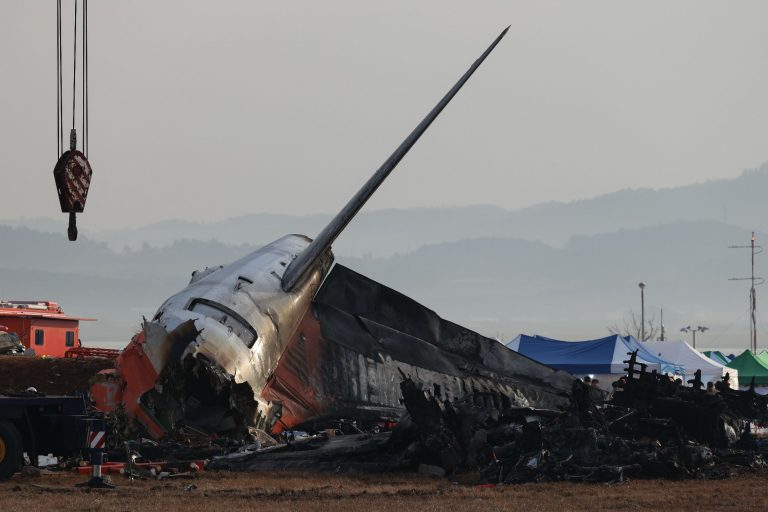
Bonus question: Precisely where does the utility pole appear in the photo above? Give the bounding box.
[729,232,763,353]
[659,307,666,341]
[639,282,646,341]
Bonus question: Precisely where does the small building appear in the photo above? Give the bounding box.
[0,301,95,357]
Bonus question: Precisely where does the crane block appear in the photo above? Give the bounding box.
[53,150,93,241]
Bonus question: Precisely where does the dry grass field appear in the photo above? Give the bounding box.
[2,470,767,512]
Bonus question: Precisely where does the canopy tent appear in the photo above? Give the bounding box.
[505,334,665,377]
[704,350,733,366]
[623,337,684,375]
[644,340,738,388]
[757,351,768,367]
[726,350,768,387]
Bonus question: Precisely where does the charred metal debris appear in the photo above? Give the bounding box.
[205,352,768,484]
[10,347,768,485]
[142,355,260,440]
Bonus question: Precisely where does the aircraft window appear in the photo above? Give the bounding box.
[235,276,253,291]
[188,299,258,348]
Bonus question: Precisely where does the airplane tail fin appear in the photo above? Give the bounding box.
[282,26,510,291]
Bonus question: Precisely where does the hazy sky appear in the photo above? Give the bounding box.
[2,1,767,230]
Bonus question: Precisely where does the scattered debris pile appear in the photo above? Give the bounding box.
[606,353,768,448]
[209,432,397,473]
[394,352,768,483]
[203,352,768,484]
[7,347,766,486]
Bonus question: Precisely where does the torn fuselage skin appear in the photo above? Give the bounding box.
[117,234,332,438]
[261,264,575,432]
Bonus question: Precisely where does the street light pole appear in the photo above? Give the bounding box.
[680,325,708,349]
[639,282,646,341]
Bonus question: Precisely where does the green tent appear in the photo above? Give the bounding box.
[726,350,768,386]
[704,350,732,366]
[757,351,768,367]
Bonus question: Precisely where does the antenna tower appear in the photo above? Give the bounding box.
[729,232,764,352]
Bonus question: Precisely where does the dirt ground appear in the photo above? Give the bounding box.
[1,470,767,512]
[0,355,114,394]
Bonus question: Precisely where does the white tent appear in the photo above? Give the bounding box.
[644,340,738,388]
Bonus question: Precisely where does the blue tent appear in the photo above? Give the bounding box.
[505,334,666,375]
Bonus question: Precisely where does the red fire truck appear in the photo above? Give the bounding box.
[0,301,95,358]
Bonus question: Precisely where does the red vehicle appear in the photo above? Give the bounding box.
[0,301,95,358]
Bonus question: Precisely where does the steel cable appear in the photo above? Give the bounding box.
[72,0,77,135]
[56,0,62,155]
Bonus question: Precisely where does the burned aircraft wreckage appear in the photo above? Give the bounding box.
[102,27,573,439]
[100,28,768,472]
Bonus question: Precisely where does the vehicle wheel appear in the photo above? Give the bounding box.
[0,420,23,480]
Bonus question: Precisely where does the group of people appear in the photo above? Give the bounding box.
[705,381,726,395]
[582,375,605,403]
[583,373,730,403]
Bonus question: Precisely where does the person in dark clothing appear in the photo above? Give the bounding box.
[589,379,604,403]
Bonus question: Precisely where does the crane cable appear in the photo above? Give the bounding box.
[71,0,76,142]
[56,0,62,156]
[83,0,88,156]
[54,0,91,242]
[56,0,88,156]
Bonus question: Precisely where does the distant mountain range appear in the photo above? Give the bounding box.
[6,162,768,256]
[1,163,766,349]
[0,220,759,349]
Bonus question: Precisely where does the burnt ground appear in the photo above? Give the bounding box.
[0,355,114,394]
[1,470,767,512]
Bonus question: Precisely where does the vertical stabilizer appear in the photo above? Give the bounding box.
[282,26,510,291]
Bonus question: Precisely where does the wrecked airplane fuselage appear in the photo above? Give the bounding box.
[116,242,573,438]
[107,27,575,439]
